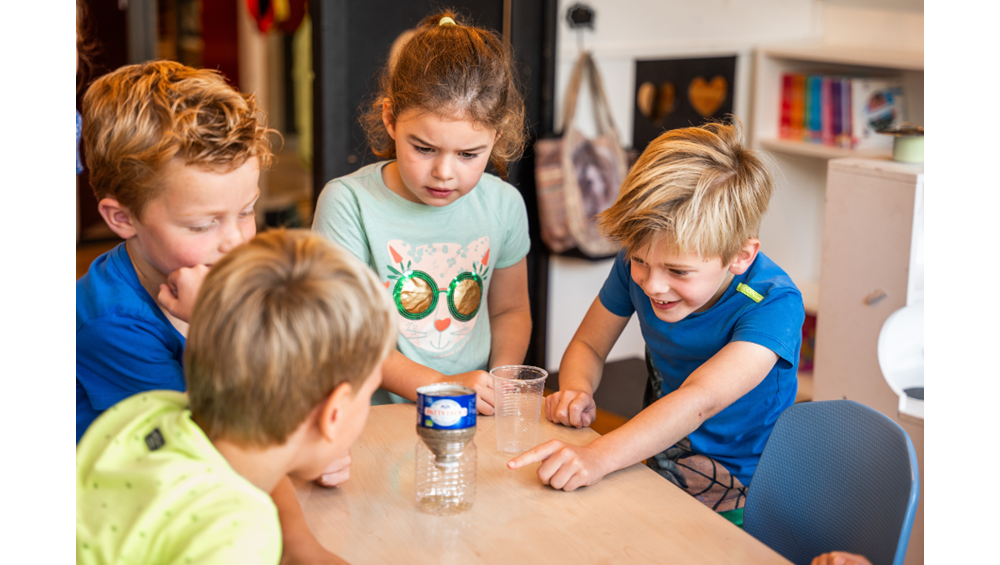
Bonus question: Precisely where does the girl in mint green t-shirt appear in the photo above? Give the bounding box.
[313,11,532,416]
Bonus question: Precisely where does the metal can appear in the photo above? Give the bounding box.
[416,383,476,430]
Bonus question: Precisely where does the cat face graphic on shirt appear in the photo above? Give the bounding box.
[385,237,490,357]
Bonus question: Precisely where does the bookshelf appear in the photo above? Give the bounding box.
[750,42,923,318]
[751,43,924,161]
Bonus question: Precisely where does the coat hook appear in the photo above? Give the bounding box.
[566,3,595,30]
[566,4,594,52]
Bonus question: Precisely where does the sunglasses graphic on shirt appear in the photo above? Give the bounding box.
[391,270,484,321]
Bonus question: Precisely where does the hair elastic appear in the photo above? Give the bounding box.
[439,16,457,26]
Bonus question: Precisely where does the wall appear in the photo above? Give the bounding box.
[237,0,292,207]
[546,0,819,371]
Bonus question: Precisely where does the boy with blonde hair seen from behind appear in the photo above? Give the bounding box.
[510,121,804,527]
[77,229,396,564]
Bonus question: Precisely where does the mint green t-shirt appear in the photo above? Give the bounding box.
[313,161,531,377]
[77,391,281,565]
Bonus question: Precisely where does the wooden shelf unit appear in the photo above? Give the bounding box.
[752,43,923,165]
[749,43,924,316]
[758,137,891,161]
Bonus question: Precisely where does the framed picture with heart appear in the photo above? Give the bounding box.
[632,55,737,152]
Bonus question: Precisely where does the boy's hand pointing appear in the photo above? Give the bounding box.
[507,440,608,491]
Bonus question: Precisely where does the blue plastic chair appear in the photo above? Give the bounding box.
[743,400,919,565]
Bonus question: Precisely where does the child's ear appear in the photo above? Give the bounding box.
[729,238,760,276]
[381,99,397,140]
[97,198,139,240]
[317,382,354,442]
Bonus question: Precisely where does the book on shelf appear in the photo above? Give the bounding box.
[806,75,823,143]
[821,77,836,146]
[779,73,806,141]
[833,77,851,149]
[850,77,905,150]
[777,73,904,150]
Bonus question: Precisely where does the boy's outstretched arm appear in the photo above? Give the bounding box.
[510,340,778,492]
[486,258,532,370]
[546,297,631,428]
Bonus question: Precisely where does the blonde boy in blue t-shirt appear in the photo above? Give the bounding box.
[510,122,804,526]
[77,230,396,564]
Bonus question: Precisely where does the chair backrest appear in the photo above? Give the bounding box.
[743,400,919,565]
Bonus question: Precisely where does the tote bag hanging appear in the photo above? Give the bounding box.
[535,51,629,258]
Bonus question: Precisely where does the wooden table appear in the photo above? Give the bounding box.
[292,404,790,564]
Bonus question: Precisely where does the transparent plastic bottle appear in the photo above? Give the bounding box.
[415,383,476,516]
[415,433,476,515]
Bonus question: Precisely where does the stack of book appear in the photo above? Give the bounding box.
[779,73,905,150]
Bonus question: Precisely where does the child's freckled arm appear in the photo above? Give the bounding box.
[586,340,779,475]
[544,298,629,429]
[510,340,779,491]
[379,351,447,402]
[381,350,498,415]
[486,258,531,369]
[557,298,629,397]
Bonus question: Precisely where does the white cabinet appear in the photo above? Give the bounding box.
[813,158,923,408]
[813,157,924,565]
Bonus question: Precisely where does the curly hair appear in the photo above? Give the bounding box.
[360,11,526,179]
[76,0,99,93]
[81,60,276,219]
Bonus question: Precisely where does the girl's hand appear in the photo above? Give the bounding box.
[454,370,495,415]
[507,440,608,491]
[157,264,211,322]
[545,390,597,428]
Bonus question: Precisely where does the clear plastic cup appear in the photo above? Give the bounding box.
[490,365,548,453]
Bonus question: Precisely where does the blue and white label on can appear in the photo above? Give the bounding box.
[416,384,476,429]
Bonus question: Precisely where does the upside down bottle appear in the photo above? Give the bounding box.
[415,383,477,516]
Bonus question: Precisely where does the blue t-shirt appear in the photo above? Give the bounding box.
[76,242,186,442]
[598,250,804,485]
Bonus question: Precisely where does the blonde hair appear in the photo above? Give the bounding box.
[598,120,773,264]
[81,60,275,220]
[185,229,395,447]
[360,11,526,179]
